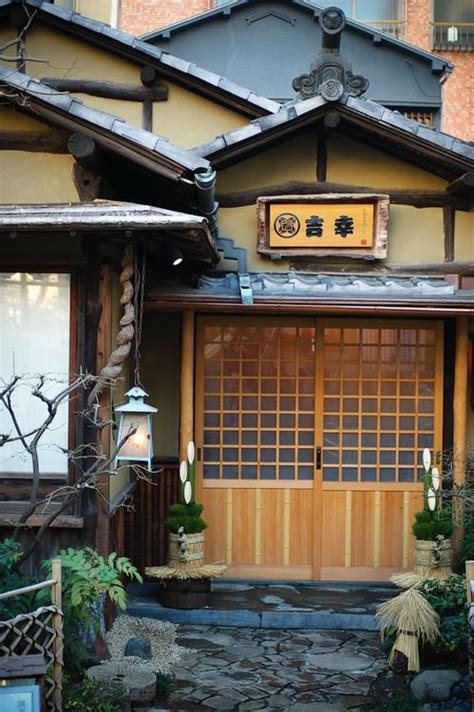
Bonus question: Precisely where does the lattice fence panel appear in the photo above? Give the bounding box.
[0,605,63,710]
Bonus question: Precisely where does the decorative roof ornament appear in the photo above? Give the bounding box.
[292,6,369,101]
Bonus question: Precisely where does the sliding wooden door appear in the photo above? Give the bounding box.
[195,317,443,581]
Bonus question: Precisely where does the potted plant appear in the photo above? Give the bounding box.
[412,449,454,579]
[145,441,225,609]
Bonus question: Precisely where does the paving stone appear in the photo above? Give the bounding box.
[305,651,374,672]
[203,694,237,709]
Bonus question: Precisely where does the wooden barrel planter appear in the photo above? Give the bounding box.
[414,539,453,578]
[168,532,205,571]
[159,577,211,609]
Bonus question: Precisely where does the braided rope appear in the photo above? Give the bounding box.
[87,245,135,406]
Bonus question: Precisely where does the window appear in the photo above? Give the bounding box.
[432,0,474,50]
[311,0,405,38]
[0,273,71,475]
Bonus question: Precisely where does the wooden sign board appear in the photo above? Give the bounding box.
[257,194,389,259]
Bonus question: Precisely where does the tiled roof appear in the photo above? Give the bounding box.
[0,201,219,264]
[194,93,474,167]
[0,66,210,179]
[0,0,280,116]
[196,273,457,297]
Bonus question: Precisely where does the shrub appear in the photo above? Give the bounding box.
[419,575,468,660]
[0,539,47,620]
[165,503,207,534]
[63,676,127,711]
[412,508,453,541]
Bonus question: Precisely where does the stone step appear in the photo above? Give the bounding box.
[126,581,395,630]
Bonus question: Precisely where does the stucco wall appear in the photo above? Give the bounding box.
[141,311,181,459]
[0,152,77,204]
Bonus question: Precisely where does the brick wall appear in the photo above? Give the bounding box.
[117,0,473,140]
[120,0,209,37]
[404,0,473,141]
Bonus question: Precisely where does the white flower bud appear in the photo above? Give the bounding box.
[427,488,437,511]
[187,441,195,465]
[179,460,188,483]
[184,481,192,504]
[422,449,431,472]
[431,467,440,491]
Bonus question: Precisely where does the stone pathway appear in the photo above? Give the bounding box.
[148,625,388,710]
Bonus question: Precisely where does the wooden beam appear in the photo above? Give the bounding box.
[443,206,455,262]
[67,133,102,170]
[41,77,168,101]
[216,180,469,210]
[316,137,327,182]
[446,171,474,196]
[179,311,195,462]
[0,130,68,153]
[95,264,114,556]
[391,261,474,275]
[72,163,103,201]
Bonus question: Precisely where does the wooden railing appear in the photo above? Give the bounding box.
[0,559,63,711]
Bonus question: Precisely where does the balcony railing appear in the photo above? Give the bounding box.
[364,19,407,40]
[431,22,474,51]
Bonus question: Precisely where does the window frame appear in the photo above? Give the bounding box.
[0,268,78,488]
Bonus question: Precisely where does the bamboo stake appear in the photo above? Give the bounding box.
[180,311,195,462]
[453,318,469,553]
[51,558,63,712]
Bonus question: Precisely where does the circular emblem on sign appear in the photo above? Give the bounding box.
[274,213,300,238]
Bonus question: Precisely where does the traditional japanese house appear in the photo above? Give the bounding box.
[0,2,472,582]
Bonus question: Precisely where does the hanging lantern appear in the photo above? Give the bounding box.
[114,386,157,469]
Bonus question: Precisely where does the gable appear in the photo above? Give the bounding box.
[214,126,468,272]
[148,0,445,107]
[0,18,251,149]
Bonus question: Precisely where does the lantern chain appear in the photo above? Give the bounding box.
[133,244,146,388]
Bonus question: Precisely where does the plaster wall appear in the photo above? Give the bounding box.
[141,311,181,459]
[0,151,77,203]
[13,23,247,148]
[326,134,447,190]
[454,211,474,262]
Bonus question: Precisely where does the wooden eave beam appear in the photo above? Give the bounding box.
[216,180,470,211]
[41,77,168,101]
[145,295,474,316]
[446,171,474,195]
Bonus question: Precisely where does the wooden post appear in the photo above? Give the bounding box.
[96,264,113,556]
[453,318,469,553]
[465,560,474,603]
[180,311,195,463]
[51,559,63,712]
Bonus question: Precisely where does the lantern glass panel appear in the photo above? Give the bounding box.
[118,413,150,460]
